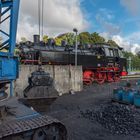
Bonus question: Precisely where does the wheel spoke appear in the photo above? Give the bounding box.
[95,72,105,84]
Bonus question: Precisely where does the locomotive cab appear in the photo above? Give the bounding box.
[103,45,127,76]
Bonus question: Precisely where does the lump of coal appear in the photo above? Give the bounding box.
[81,103,140,135]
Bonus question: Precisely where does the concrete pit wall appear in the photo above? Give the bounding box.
[14,65,83,97]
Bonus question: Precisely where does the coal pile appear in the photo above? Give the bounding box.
[81,103,140,135]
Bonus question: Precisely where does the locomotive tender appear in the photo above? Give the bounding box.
[19,36,127,84]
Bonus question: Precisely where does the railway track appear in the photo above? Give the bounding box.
[121,75,140,80]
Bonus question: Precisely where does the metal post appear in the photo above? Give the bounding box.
[73,28,78,67]
[75,32,78,66]
[10,0,20,54]
[128,56,132,74]
[10,81,13,97]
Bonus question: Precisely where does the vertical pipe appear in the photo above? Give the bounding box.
[38,0,41,37]
[10,81,13,97]
[128,57,131,74]
[9,0,20,54]
[41,0,44,40]
[75,32,78,66]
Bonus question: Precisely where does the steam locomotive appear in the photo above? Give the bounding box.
[18,35,128,84]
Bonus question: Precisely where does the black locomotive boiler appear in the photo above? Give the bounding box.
[18,37,127,85]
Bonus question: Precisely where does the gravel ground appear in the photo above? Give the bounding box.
[45,80,140,140]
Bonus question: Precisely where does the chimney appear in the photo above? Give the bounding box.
[33,35,40,45]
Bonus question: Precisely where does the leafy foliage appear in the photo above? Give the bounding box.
[107,40,119,47]
[54,32,111,47]
[90,32,105,44]
[124,51,140,70]
[55,33,75,46]
[78,32,91,45]
[20,37,27,43]
[43,35,48,44]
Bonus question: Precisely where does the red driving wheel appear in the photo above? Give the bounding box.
[107,72,114,82]
[95,72,106,84]
[83,71,94,85]
[114,75,120,82]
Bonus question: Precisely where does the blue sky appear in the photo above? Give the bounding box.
[80,0,140,42]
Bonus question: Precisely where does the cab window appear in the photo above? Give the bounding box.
[109,49,114,57]
[105,48,110,56]
[114,49,119,57]
[118,50,124,58]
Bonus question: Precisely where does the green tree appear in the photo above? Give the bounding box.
[78,32,91,45]
[20,37,27,42]
[123,51,140,70]
[136,51,140,58]
[43,35,48,44]
[55,33,75,46]
[55,33,67,46]
[55,37,62,46]
[90,32,105,44]
[66,33,75,46]
[123,51,134,58]
[107,40,119,47]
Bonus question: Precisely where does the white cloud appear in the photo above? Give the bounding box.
[126,32,140,43]
[17,0,89,41]
[112,35,131,51]
[120,0,140,15]
[99,32,140,54]
[112,35,140,54]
